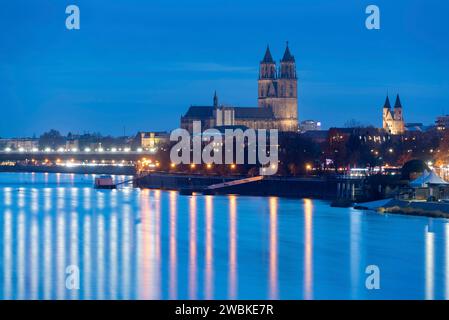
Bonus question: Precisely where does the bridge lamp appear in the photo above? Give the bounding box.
[230,164,236,169]
[84,148,91,152]
[111,148,117,152]
[137,148,143,153]
[98,148,104,152]
[32,148,38,152]
[18,147,25,152]
[45,147,51,153]
[57,148,65,153]
[170,163,176,168]
[206,163,212,169]
[124,148,131,152]
[4,147,11,152]
[71,148,78,152]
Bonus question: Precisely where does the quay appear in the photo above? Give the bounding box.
[134,172,364,200]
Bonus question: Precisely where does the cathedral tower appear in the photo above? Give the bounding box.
[258,43,299,132]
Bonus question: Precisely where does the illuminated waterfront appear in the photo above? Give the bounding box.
[0,173,448,299]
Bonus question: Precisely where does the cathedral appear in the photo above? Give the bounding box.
[180,44,299,133]
[382,94,405,135]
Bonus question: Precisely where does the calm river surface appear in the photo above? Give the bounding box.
[0,172,448,300]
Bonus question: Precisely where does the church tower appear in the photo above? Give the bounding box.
[382,95,393,132]
[258,46,277,106]
[382,94,405,134]
[276,42,298,131]
[393,94,405,134]
[258,43,298,132]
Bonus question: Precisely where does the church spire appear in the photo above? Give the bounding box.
[383,95,391,109]
[262,45,274,63]
[259,45,276,79]
[281,41,295,62]
[394,94,402,108]
[213,91,218,108]
[279,41,296,79]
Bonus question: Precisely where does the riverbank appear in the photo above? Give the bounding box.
[0,164,135,175]
[134,172,348,199]
[356,199,449,219]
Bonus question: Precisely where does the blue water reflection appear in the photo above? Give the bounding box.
[0,172,449,299]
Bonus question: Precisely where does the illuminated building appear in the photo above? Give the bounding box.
[181,43,299,133]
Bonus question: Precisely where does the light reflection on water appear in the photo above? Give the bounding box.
[0,173,449,299]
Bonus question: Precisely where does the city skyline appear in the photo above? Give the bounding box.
[1,0,449,137]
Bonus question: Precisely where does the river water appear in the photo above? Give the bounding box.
[0,172,447,300]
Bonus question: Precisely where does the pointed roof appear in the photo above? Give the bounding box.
[261,45,275,64]
[410,170,449,187]
[394,94,402,108]
[281,42,295,62]
[383,95,391,109]
[213,91,218,107]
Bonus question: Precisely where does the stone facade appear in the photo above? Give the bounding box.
[180,44,299,133]
[382,95,405,135]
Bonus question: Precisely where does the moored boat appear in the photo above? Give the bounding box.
[94,175,116,189]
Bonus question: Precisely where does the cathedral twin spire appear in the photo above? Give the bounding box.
[382,94,405,134]
[383,94,402,110]
[260,43,296,79]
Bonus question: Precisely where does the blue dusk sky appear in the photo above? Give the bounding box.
[0,0,448,137]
